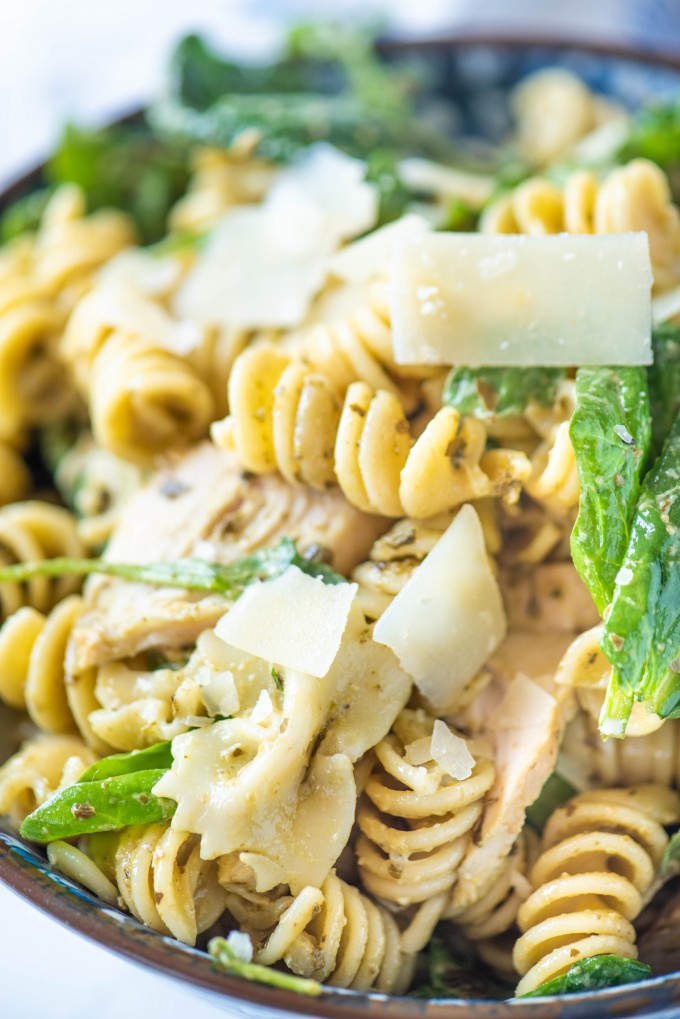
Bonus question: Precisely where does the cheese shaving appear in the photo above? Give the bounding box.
[430,720,475,780]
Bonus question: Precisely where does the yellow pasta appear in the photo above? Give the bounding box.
[91,822,227,945]
[513,785,680,995]
[482,159,680,291]
[88,329,214,465]
[0,502,84,617]
[214,345,531,517]
[0,733,97,827]
[0,594,82,732]
[33,184,136,309]
[220,861,414,993]
[355,708,495,945]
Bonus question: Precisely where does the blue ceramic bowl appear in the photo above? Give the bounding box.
[2,32,680,1019]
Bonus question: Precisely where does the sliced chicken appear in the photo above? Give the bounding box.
[67,441,387,672]
[499,561,599,633]
[446,630,575,914]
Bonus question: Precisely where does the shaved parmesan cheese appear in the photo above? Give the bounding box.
[430,719,475,779]
[373,505,506,712]
[398,158,495,208]
[196,665,239,717]
[390,232,653,366]
[214,566,357,678]
[329,214,430,283]
[175,144,378,330]
[403,736,433,767]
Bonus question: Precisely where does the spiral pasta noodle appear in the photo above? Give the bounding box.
[286,279,429,411]
[513,785,680,995]
[355,709,495,947]
[0,245,73,440]
[0,733,97,827]
[351,516,446,620]
[221,863,415,993]
[0,441,31,507]
[33,184,136,309]
[88,329,214,465]
[482,159,680,291]
[511,68,624,168]
[170,146,276,235]
[0,501,84,618]
[213,344,531,518]
[91,822,227,945]
[0,594,83,733]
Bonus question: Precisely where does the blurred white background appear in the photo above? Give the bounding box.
[1,1,679,1016]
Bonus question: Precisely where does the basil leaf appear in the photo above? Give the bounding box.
[519,955,652,998]
[0,537,346,601]
[649,324,680,455]
[526,772,576,832]
[443,367,564,420]
[570,366,651,615]
[600,411,680,732]
[77,742,173,783]
[19,770,175,843]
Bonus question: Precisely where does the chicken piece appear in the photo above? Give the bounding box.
[67,442,387,672]
[446,630,575,914]
[499,561,599,633]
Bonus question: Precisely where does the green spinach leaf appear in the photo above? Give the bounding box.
[519,955,651,997]
[570,366,651,615]
[443,366,564,419]
[77,742,173,783]
[19,769,175,843]
[648,324,680,455]
[600,411,680,732]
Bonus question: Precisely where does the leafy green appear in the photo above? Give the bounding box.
[570,367,652,615]
[0,537,346,601]
[518,955,652,997]
[148,27,457,165]
[47,123,190,243]
[648,325,680,456]
[77,742,173,783]
[443,367,564,419]
[410,936,507,999]
[600,411,680,733]
[526,772,576,832]
[0,189,51,244]
[619,100,680,175]
[208,936,322,996]
[19,769,175,843]
[661,829,680,878]
[364,149,412,226]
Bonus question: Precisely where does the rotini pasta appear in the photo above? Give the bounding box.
[92,821,228,945]
[0,733,97,827]
[219,860,415,993]
[355,709,495,944]
[213,346,531,517]
[33,184,136,309]
[513,785,680,995]
[482,159,680,291]
[0,502,84,617]
[88,329,214,465]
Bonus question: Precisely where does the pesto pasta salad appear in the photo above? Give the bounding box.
[2,25,680,1004]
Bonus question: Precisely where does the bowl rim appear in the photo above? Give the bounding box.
[3,29,680,1019]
